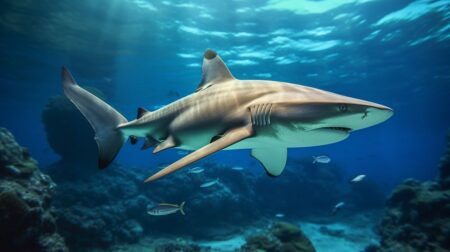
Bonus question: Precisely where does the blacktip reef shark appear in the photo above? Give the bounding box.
[61,49,393,183]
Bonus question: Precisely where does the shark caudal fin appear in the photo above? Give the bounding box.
[179,201,186,215]
[61,67,128,169]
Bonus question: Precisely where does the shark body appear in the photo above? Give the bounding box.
[62,49,393,182]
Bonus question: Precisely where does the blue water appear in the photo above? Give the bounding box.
[1,0,449,191]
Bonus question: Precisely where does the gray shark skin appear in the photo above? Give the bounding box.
[61,49,393,182]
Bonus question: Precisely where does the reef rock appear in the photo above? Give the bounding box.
[47,163,147,250]
[0,128,68,252]
[46,161,259,250]
[240,221,316,252]
[144,162,259,238]
[375,131,450,252]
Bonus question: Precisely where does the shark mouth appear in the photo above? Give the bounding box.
[320,127,352,133]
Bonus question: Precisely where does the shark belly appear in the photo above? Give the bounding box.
[225,123,350,150]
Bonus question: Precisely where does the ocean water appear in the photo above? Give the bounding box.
[0,0,449,251]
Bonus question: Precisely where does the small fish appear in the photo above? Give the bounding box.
[4,165,21,176]
[313,155,331,164]
[350,174,366,183]
[200,178,219,188]
[188,167,205,174]
[331,202,345,216]
[231,166,244,171]
[147,202,185,216]
[275,213,285,218]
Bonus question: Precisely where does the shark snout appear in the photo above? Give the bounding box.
[361,105,393,128]
[338,102,393,131]
[303,102,393,132]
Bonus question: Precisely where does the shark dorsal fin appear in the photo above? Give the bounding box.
[196,49,235,92]
[137,107,149,119]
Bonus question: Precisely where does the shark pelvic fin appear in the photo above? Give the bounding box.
[251,148,287,177]
[145,125,254,182]
[196,49,235,91]
[129,136,138,145]
[141,136,158,150]
[137,107,150,119]
[153,135,177,153]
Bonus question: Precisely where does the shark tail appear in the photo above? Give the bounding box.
[179,201,186,215]
[61,67,128,169]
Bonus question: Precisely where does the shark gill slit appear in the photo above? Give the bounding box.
[260,104,267,126]
[262,104,271,126]
[250,104,272,126]
[267,104,273,125]
[256,105,263,126]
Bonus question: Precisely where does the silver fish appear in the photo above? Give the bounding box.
[188,166,205,174]
[331,201,345,216]
[200,178,219,188]
[147,202,185,216]
[275,213,285,218]
[231,166,244,171]
[350,174,366,183]
[313,155,331,164]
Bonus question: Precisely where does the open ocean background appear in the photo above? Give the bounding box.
[0,1,449,251]
[1,0,449,191]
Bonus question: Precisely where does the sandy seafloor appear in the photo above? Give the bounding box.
[98,212,380,252]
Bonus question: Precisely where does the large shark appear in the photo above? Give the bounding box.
[62,49,393,182]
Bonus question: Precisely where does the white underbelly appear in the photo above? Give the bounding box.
[226,125,349,150]
[176,123,349,151]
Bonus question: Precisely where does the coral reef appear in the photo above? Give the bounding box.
[46,161,260,250]
[44,154,366,250]
[240,221,316,252]
[374,131,450,252]
[153,239,205,252]
[47,163,147,250]
[0,128,68,252]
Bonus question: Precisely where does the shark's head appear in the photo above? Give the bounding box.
[295,101,393,133]
[270,85,393,146]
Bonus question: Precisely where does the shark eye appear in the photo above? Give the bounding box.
[338,104,348,112]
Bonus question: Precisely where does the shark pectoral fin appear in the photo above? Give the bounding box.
[145,125,254,182]
[251,148,287,177]
[153,135,177,153]
[137,107,150,119]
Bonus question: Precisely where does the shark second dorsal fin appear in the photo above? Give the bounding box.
[141,136,158,150]
[196,49,235,91]
[137,107,150,119]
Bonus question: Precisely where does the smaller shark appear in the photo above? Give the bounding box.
[61,49,393,182]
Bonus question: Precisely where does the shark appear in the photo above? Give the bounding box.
[61,49,393,182]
